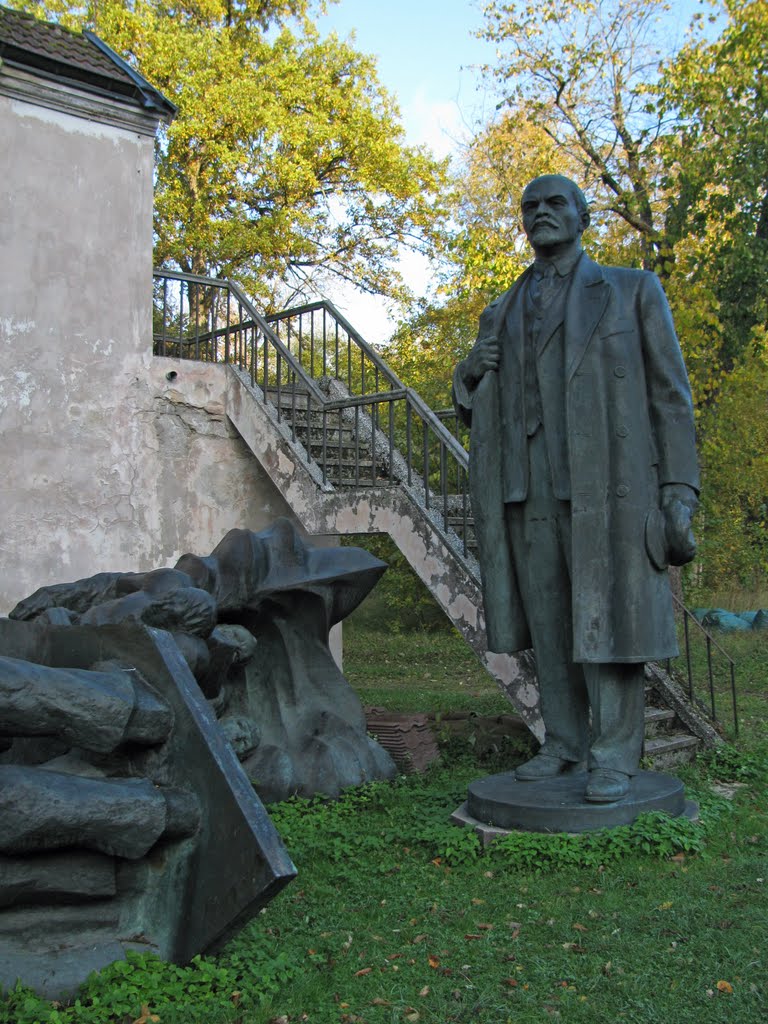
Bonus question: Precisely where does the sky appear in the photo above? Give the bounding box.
[311,0,712,342]
[318,0,494,159]
[313,0,494,341]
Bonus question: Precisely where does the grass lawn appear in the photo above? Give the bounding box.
[2,623,766,1024]
[342,621,510,716]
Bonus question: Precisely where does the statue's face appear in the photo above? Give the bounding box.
[521,176,585,253]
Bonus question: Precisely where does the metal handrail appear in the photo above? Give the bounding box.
[669,596,739,737]
[267,301,470,469]
[152,272,473,559]
[152,270,327,406]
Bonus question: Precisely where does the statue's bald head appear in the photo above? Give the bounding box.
[520,174,590,256]
[521,175,590,228]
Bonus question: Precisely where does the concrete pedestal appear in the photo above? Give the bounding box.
[452,769,697,838]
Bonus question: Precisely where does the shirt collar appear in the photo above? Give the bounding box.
[533,247,584,278]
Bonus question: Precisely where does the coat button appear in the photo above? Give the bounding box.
[614,365,626,377]
[616,424,629,437]
[616,483,630,497]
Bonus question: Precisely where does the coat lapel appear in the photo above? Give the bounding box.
[494,268,531,338]
[565,255,609,382]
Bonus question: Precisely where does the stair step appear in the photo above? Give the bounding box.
[302,441,375,460]
[643,732,700,769]
[643,707,677,736]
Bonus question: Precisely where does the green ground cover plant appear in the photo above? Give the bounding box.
[2,624,766,1024]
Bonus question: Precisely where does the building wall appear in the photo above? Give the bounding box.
[0,93,293,613]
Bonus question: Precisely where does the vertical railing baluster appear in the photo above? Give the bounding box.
[684,612,693,700]
[406,402,412,486]
[192,284,199,360]
[354,404,360,486]
[338,408,343,486]
[310,309,315,377]
[388,400,395,484]
[290,370,297,442]
[730,664,738,737]
[347,331,352,392]
[371,401,378,483]
[461,467,468,557]
[423,421,430,509]
[161,278,168,356]
[441,442,448,528]
[305,392,312,464]
[179,279,185,355]
[276,351,282,422]
[225,287,231,364]
[322,407,328,485]
[706,635,715,720]
[322,307,327,376]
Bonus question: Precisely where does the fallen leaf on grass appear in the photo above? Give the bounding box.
[504,978,518,988]
[572,923,588,933]
[133,1007,160,1024]
[477,923,494,931]
[386,953,403,960]
[354,967,372,977]
[268,1017,289,1024]
[657,902,674,911]
[562,943,587,954]
[471,898,486,905]
[419,985,430,997]
[428,955,440,968]
[413,933,427,943]
[230,991,242,1006]
[370,997,390,1006]
[464,934,484,940]
[716,980,734,994]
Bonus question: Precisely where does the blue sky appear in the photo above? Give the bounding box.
[317,0,493,157]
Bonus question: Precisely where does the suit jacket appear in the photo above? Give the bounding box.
[453,254,700,663]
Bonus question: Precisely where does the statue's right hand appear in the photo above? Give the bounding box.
[463,335,501,385]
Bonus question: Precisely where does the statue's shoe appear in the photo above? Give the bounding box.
[584,768,630,803]
[514,753,571,781]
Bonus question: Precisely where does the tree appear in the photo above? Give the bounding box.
[481,0,679,271]
[657,0,768,370]
[11,1,448,308]
[390,0,768,592]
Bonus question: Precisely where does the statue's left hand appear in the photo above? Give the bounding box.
[660,484,698,565]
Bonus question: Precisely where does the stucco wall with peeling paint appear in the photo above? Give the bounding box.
[0,95,294,613]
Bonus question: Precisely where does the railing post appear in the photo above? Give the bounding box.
[423,421,430,509]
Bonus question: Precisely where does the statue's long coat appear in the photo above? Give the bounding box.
[453,254,699,663]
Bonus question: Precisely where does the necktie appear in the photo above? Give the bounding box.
[529,261,557,313]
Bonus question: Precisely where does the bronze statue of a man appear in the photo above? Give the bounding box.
[453,175,699,803]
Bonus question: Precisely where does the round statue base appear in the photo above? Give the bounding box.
[456,769,696,835]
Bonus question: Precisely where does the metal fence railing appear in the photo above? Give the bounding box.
[153,274,475,562]
[668,597,739,738]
